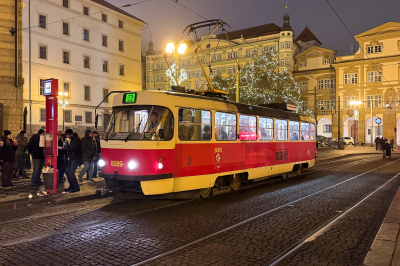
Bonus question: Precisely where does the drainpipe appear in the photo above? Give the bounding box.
[29,0,32,132]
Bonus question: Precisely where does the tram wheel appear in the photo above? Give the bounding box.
[200,187,212,198]
[230,177,241,191]
[281,172,289,179]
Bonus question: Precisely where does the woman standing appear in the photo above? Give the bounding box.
[57,133,67,183]
[1,130,18,188]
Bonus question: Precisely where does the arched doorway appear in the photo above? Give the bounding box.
[343,117,358,139]
[366,116,383,143]
[317,117,332,138]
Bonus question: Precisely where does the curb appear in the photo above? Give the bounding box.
[363,187,400,266]
[316,152,383,162]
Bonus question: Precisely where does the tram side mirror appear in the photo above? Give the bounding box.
[159,129,164,139]
[95,114,98,129]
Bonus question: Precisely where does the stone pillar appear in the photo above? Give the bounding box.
[0,0,23,136]
[383,107,396,140]
[358,109,366,143]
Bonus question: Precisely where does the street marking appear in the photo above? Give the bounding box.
[131,159,399,266]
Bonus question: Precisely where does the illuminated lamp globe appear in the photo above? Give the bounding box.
[165,42,175,54]
[98,159,106,168]
[177,42,187,54]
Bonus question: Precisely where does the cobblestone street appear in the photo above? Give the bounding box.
[0,153,399,266]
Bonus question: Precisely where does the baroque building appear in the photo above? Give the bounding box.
[21,0,145,133]
[145,13,301,91]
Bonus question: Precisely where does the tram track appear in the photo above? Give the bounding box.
[130,159,399,266]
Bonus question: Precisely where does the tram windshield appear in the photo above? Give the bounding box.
[104,105,174,141]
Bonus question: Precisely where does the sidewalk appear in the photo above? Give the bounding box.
[363,188,400,266]
[316,145,395,160]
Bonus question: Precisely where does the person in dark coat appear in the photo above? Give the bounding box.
[14,131,29,179]
[62,129,82,193]
[385,140,392,159]
[79,130,97,184]
[27,129,45,186]
[375,137,379,150]
[92,131,101,178]
[1,130,18,188]
[390,138,395,151]
[57,133,67,183]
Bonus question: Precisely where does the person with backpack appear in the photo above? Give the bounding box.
[78,130,97,184]
[14,131,29,179]
[27,129,45,186]
[1,130,18,188]
[62,129,82,193]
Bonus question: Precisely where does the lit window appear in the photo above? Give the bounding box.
[275,119,288,141]
[344,73,358,84]
[344,96,359,109]
[239,115,257,141]
[289,121,300,140]
[366,95,382,107]
[259,117,273,141]
[178,109,212,141]
[367,71,382,83]
[215,112,237,141]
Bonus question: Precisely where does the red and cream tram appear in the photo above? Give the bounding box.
[98,90,316,198]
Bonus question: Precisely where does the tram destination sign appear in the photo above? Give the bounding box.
[123,93,137,104]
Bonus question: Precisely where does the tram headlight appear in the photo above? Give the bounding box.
[158,162,163,170]
[98,159,106,167]
[128,161,138,170]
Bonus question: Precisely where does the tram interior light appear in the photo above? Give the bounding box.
[158,162,163,170]
[128,161,138,170]
[98,159,106,167]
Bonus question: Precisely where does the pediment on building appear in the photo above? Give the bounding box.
[366,88,383,96]
[316,74,335,80]
[296,46,336,59]
[343,66,359,74]
[364,40,384,50]
[366,63,383,72]
[295,77,309,82]
[355,22,400,40]
[343,90,359,97]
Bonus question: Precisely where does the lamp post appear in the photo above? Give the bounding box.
[165,41,187,86]
[58,92,69,131]
[350,100,362,145]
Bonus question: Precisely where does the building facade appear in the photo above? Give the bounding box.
[0,0,24,135]
[145,14,299,91]
[21,0,145,134]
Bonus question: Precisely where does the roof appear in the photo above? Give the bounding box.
[216,23,281,40]
[295,26,322,45]
[90,0,145,23]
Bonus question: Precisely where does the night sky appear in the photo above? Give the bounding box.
[111,0,400,56]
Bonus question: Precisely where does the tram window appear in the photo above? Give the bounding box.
[289,121,300,141]
[275,119,288,141]
[301,122,310,141]
[239,115,257,140]
[178,109,211,141]
[259,117,273,141]
[104,105,173,141]
[310,123,316,140]
[215,112,236,141]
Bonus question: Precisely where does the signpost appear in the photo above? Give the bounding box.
[44,79,59,194]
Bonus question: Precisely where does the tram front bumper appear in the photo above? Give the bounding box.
[99,171,173,182]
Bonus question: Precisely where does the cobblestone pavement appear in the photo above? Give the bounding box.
[0,154,398,266]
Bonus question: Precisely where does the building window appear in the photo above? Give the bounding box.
[299,61,307,67]
[322,58,331,65]
[83,6,89,15]
[366,95,382,107]
[62,22,69,35]
[103,88,109,103]
[280,58,285,66]
[301,101,308,112]
[344,73,358,84]
[156,75,164,82]
[85,111,92,124]
[64,110,72,122]
[40,108,46,121]
[227,52,238,59]
[299,81,308,91]
[63,50,70,64]
[102,35,107,47]
[62,0,68,8]
[102,60,108,72]
[367,71,382,83]
[83,29,89,41]
[83,55,90,68]
[119,40,124,52]
[367,45,382,54]
[102,14,107,22]
[39,15,46,29]
[39,79,46,95]
[39,45,47,59]
[323,125,332,133]
[245,49,255,57]
[275,119,288,141]
[119,64,125,76]
[63,82,70,97]
[344,96,359,109]
[227,66,233,74]
[119,20,123,28]
[318,100,335,110]
[84,85,90,101]
[281,42,285,49]
[215,112,237,141]
[264,45,275,53]
[286,42,291,49]
[212,54,222,61]
[195,83,200,90]
[285,58,290,66]
[156,63,163,69]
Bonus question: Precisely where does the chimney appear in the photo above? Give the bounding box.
[351,45,355,54]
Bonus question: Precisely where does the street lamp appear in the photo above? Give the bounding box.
[350,100,362,145]
[164,40,187,86]
[58,91,69,131]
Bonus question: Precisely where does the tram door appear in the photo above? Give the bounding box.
[134,111,148,133]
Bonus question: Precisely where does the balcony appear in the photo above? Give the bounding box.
[317,109,335,115]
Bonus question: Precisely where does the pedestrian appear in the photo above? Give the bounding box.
[57,133,67,183]
[27,129,45,186]
[1,130,18,188]
[378,137,382,151]
[78,130,97,184]
[375,137,379,150]
[383,140,392,159]
[13,130,29,179]
[390,138,395,151]
[92,131,101,179]
[62,129,82,193]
